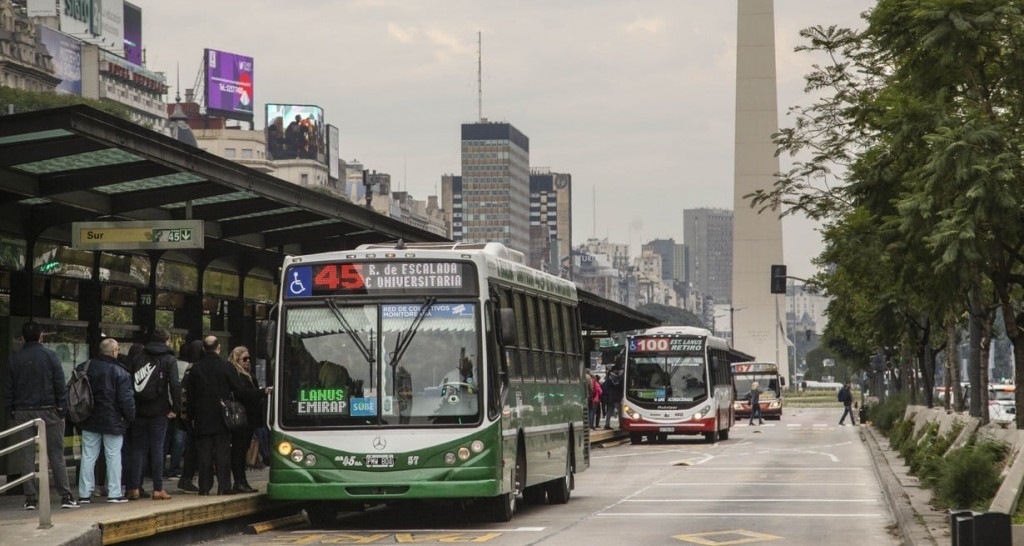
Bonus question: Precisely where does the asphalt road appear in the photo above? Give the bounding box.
[200,407,900,545]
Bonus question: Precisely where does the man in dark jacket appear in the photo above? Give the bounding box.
[838,381,857,426]
[4,322,79,510]
[126,328,182,501]
[602,367,624,430]
[77,338,136,503]
[183,336,259,495]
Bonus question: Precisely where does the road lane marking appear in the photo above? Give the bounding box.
[674,529,783,545]
[597,512,887,517]
[654,482,869,486]
[624,498,879,503]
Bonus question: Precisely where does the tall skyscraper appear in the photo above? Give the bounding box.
[459,122,531,253]
[683,208,733,303]
[732,0,789,379]
[642,238,687,283]
[528,169,572,273]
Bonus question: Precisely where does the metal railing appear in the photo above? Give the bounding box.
[0,418,52,529]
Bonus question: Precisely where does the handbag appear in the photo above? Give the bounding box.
[220,394,248,431]
[246,436,263,469]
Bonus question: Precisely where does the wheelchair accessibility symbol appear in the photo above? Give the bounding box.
[286,266,312,297]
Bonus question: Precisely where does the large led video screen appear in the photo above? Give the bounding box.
[123,2,142,66]
[204,48,254,121]
[39,27,82,95]
[266,104,326,163]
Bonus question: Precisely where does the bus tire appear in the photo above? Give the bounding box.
[546,440,573,504]
[629,432,642,445]
[719,427,730,440]
[482,443,523,522]
[704,422,719,443]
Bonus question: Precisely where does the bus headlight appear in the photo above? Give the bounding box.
[733,402,743,410]
[769,400,781,409]
[691,404,711,420]
[622,405,639,420]
[457,447,471,461]
[290,449,305,463]
[470,440,485,453]
[304,453,318,466]
[444,452,456,465]
[277,441,293,456]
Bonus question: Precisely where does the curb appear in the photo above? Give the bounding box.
[862,426,940,546]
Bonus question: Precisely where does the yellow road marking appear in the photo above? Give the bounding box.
[673,529,783,545]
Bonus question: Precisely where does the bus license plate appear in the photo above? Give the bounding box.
[365,454,395,468]
[659,426,674,432]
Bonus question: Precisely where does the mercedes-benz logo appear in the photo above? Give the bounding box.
[372,436,387,450]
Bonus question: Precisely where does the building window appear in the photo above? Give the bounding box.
[301,173,309,185]
[241,149,253,159]
[224,148,236,158]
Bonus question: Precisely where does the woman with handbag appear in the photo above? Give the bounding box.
[181,336,260,496]
[227,346,263,493]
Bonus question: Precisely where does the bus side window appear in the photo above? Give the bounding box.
[512,291,530,381]
[484,300,504,419]
[538,299,555,382]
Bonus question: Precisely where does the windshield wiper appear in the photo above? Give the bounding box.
[325,298,375,366]
[388,297,436,373]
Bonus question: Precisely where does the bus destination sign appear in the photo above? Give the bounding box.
[733,362,779,373]
[629,336,705,353]
[285,261,477,298]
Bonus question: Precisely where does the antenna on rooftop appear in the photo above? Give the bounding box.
[477,31,483,122]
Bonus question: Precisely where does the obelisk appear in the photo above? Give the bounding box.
[732,0,789,380]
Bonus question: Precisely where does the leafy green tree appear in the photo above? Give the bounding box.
[0,87,134,120]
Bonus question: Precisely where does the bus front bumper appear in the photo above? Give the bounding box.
[268,467,502,501]
[621,416,715,434]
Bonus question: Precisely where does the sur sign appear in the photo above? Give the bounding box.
[72,220,204,251]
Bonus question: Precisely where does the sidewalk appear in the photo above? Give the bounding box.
[0,428,626,545]
[862,425,950,546]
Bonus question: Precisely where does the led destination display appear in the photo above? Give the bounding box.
[285,261,477,298]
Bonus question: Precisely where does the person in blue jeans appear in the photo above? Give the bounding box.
[838,381,857,426]
[127,329,182,500]
[748,381,764,425]
[77,338,136,504]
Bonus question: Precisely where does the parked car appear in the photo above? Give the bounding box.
[989,384,1015,423]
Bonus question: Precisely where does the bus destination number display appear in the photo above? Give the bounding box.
[733,363,779,373]
[630,337,704,353]
[286,261,475,297]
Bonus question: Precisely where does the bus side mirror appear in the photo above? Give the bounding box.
[499,308,518,346]
[780,377,786,387]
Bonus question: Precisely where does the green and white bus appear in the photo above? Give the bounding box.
[261,242,589,523]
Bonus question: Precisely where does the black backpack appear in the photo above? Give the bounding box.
[133,357,165,402]
[67,360,94,424]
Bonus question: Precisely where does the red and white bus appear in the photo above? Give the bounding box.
[731,361,784,420]
[620,326,753,444]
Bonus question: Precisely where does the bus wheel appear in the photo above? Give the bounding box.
[305,503,337,527]
[482,446,522,522]
[629,432,642,445]
[546,442,573,504]
[719,428,730,440]
[523,486,546,505]
[704,426,719,443]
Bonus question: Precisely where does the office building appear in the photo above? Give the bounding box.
[683,208,733,303]
[459,122,531,253]
[528,169,572,273]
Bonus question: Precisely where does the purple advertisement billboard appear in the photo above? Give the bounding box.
[38,26,82,95]
[123,2,142,66]
[204,48,254,121]
[266,104,326,163]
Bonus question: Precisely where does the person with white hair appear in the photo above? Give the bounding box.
[748,381,763,426]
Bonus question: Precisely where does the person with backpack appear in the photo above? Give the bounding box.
[77,338,135,504]
[602,366,624,430]
[838,381,857,426]
[126,328,182,501]
[4,322,79,510]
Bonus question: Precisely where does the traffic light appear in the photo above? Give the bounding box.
[770,264,787,294]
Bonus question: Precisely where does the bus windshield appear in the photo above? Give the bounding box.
[734,374,781,399]
[626,354,707,406]
[280,301,481,428]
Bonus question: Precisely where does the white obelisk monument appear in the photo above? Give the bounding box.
[732,0,789,381]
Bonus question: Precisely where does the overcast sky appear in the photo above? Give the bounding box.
[135,0,875,281]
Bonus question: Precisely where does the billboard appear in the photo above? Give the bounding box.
[204,48,254,121]
[39,26,83,95]
[27,0,58,17]
[123,2,142,66]
[60,0,125,57]
[328,124,340,180]
[266,104,325,163]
